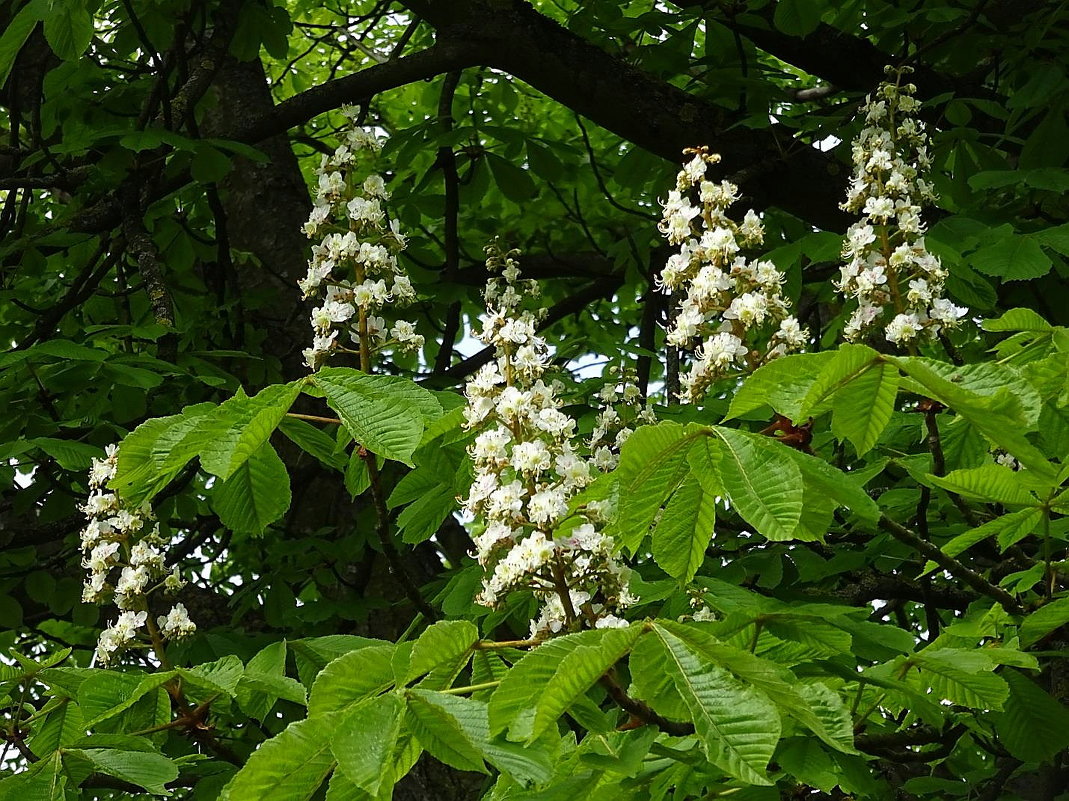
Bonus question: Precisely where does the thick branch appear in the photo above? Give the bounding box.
[399,0,850,230]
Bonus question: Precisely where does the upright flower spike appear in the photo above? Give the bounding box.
[81,445,193,665]
[300,106,423,371]
[838,68,967,346]
[463,241,635,638]
[657,147,807,404]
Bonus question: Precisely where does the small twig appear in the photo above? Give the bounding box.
[286,412,343,425]
[878,516,1024,615]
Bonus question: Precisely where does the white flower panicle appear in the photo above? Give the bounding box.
[300,106,422,371]
[657,147,807,404]
[838,69,967,345]
[588,368,657,473]
[463,241,635,638]
[81,445,193,665]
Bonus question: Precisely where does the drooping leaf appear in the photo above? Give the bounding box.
[222,718,336,801]
[653,625,779,785]
[650,474,714,582]
[706,427,803,541]
[212,442,291,535]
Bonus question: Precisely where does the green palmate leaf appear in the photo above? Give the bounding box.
[762,614,853,657]
[612,422,694,552]
[795,683,857,756]
[487,630,597,739]
[922,507,1045,575]
[77,670,175,728]
[780,447,881,523]
[909,650,1009,710]
[926,465,1041,506]
[111,413,189,505]
[893,357,1058,482]
[773,0,821,36]
[970,234,1052,280]
[0,752,67,801]
[331,693,406,796]
[199,382,302,479]
[989,668,1069,763]
[527,625,645,743]
[653,625,779,785]
[798,344,882,420]
[982,307,1053,332]
[26,698,84,757]
[313,369,442,466]
[706,427,803,541]
[43,3,93,60]
[309,644,396,717]
[0,0,45,89]
[212,442,291,535]
[406,621,479,683]
[69,748,178,795]
[405,690,488,773]
[222,718,336,801]
[725,352,834,421]
[831,361,899,455]
[1020,596,1069,647]
[651,474,714,582]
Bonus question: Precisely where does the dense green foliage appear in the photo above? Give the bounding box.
[2,0,1069,799]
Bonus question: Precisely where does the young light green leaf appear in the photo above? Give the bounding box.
[926,465,1040,506]
[68,748,178,795]
[651,474,714,582]
[706,428,803,541]
[1020,596,1069,647]
[314,370,442,466]
[921,507,1044,575]
[199,383,302,480]
[653,625,779,785]
[527,625,644,743]
[798,344,881,420]
[831,361,898,455]
[331,693,405,796]
[406,621,479,683]
[309,644,396,717]
[725,352,835,421]
[405,690,488,773]
[212,443,291,535]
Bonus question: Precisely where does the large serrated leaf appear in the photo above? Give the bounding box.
[654,625,779,785]
[832,361,898,455]
[405,690,487,773]
[989,668,1069,762]
[331,694,405,796]
[725,352,834,421]
[926,464,1040,506]
[222,718,335,801]
[651,474,714,582]
[212,442,291,535]
[199,383,302,480]
[314,370,442,466]
[406,621,479,683]
[706,428,803,541]
[308,644,396,717]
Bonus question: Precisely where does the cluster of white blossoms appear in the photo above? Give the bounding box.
[657,147,807,403]
[838,69,967,345]
[81,445,194,664]
[299,106,423,370]
[588,368,657,472]
[463,242,636,638]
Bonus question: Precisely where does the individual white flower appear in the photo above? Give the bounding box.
[158,604,196,639]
